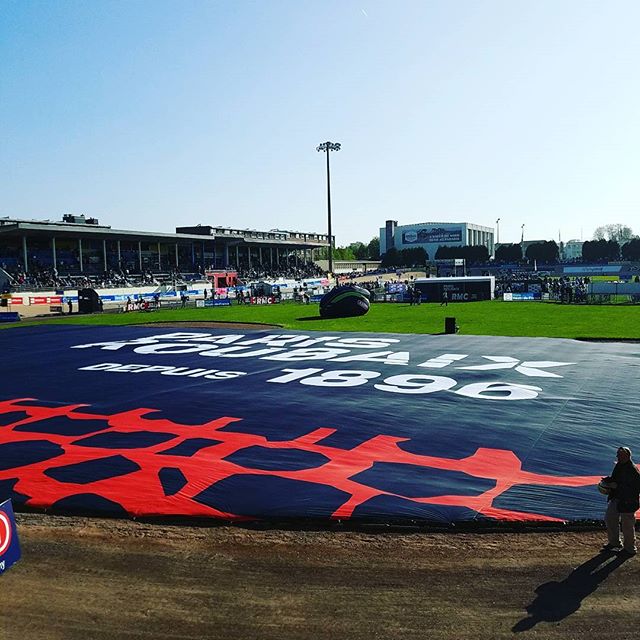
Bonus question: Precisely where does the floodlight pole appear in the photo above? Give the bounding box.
[317,141,341,276]
[495,218,501,244]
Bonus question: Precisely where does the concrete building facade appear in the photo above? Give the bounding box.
[379,220,494,259]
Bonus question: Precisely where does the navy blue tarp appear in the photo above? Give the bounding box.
[0,325,638,524]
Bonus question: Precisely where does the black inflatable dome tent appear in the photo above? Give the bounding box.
[78,288,102,314]
[319,285,370,319]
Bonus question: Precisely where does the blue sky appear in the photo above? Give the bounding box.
[1,0,639,246]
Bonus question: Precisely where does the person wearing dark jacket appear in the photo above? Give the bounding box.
[602,447,640,556]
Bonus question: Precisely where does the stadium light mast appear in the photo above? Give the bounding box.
[521,223,525,244]
[317,141,341,276]
[495,218,501,244]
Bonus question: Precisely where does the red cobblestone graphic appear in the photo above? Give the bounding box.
[0,398,600,522]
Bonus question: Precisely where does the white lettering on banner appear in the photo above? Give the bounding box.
[0,561,5,571]
[298,370,381,387]
[234,335,319,347]
[70,335,575,387]
[417,354,468,368]
[374,374,457,394]
[78,362,246,380]
[332,351,411,366]
[133,343,217,355]
[78,361,544,400]
[199,346,285,358]
[72,336,162,351]
[263,348,351,361]
[458,356,573,378]
[453,382,541,400]
[267,368,542,400]
[323,337,401,349]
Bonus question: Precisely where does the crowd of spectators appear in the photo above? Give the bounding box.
[1,258,326,293]
[493,270,592,302]
[235,258,323,282]
[2,266,168,291]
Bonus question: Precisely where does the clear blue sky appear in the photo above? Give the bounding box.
[1,0,639,246]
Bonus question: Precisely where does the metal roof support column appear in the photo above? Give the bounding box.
[79,238,84,272]
[259,246,262,264]
[235,245,239,268]
[247,244,251,268]
[103,240,107,272]
[158,242,161,271]
[138,241,142,272]
[117,240,121,268]
[52,237,57,271]
[22,236,28,272]
[175,243,178,269]
[270,247,273,267]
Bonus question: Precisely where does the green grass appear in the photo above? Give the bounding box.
[3,300,639,339]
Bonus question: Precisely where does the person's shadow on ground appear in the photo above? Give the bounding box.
[512,550,630,632]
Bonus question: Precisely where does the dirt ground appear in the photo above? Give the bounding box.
[2,515,640,640]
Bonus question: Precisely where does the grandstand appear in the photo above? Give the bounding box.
[0,215,329,292]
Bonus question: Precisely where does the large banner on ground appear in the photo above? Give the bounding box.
[1,326,638,525]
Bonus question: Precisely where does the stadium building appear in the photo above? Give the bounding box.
[0,215,330,275]
[380,220,494,259]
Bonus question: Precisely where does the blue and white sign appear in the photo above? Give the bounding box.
[503,292,541,301]
[0,499,21,574]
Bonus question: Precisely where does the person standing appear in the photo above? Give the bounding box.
[440,290,448,306]
[602,447,640,556]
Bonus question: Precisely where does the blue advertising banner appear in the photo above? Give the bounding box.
[503,293,541,301]
[198,299,232,308]
[0,326,638,524]
[402,227,463,245]
[0,499,21,574]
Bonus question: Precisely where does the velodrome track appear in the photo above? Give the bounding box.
[2,324,638,526]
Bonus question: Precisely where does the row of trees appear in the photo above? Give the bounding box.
[316,237,380,261]
[320,224,640,264]
[583,238,640,261]
[494,239,640,263]
[380,247,428,268]
[493,241,561,263]
[434,245,490,263]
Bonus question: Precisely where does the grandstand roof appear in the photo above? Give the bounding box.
[0,218,327,248]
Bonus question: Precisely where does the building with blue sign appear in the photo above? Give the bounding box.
[380,220,494,259]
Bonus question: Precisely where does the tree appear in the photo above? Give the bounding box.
[582,239,620,262]
[495,243,523,262]
[400,247,427,266]
[349,242,368,260]
[435,245,489,263]
[525,241,559,263]
[367,237,380,259]
[380,247,399,267]
[593,224,634,244]
[621,238,640,261]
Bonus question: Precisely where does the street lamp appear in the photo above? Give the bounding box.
[317,141,341,276]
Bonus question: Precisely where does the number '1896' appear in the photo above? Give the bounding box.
[267,368,541,400]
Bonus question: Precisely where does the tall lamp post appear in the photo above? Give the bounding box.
[317,141,341,276]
